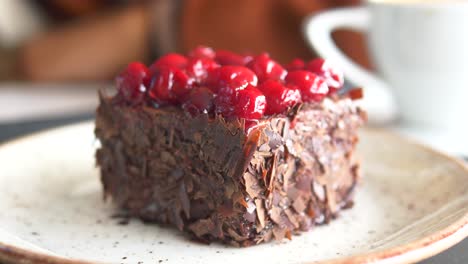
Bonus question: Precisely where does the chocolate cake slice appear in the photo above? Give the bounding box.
[95,47,366,247]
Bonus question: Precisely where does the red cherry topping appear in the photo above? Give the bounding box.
[285,70,329,102]
[185,58,220,81]
[215,50,246,66]
[258,80,302,115]
[246,53,286,83]
[188,46,216,59]
[233,85,266,120]
[306,58,344,93]
[148,67,192,103]
[205,66,258,94]
[149,53,188,72]
[182,87,215,116]
[285,58,305,71]
[113,47,349,122]
[115,62,150,104]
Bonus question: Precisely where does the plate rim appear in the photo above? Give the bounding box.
[0,121,466,264]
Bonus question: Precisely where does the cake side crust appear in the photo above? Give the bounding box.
[95,94,365,246]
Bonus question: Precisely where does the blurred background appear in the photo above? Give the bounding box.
[0,1,466,262]
[0,0,368,124]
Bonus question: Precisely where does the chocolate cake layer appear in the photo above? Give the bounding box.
[95,93,366,247]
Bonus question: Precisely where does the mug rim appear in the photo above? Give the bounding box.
[367,0,468,7]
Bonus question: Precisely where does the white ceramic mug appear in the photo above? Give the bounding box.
[304,0,468,131]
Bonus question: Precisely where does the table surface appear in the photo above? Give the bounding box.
[0,114,466,264]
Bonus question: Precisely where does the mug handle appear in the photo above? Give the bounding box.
[303,7,397,124]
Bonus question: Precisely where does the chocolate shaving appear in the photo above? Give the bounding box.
[285,209,300,229]
[254,199,266,230]
[243,172,262,199]
[270,207,286,227]
[292,197,306,213]
[227,228,248,242]
[188,219,215,237]
[272,227,286,241]
[267,152,278,193]
[348,88,364,100]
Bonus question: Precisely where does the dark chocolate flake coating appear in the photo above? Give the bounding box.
[95,92,366,247]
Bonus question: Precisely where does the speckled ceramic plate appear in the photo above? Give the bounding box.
[0,122,466,264]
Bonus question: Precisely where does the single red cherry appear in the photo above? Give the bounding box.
[306,58,344,93]
[182,87,215,116]
[188,46,216,59]
[149,53,188,72]
[285,70,329,102]
[233,85,266,120]
[148,67,192,104]
[285,58,305,71]
[215,50,245,66]
[115,62,150,104]
[258,80,301,115]
[246,53,286,83]
[185,58,220,82]
[205,66,258,94]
